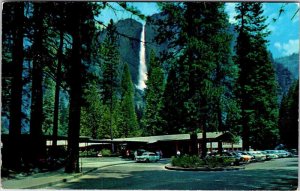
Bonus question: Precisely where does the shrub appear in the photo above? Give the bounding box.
[171,155,236,168]
[205,156,235,167]
[171,155,205,168]
[79,149,98,157]
[101,149,111,157]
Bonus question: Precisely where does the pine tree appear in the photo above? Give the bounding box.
[161,66,183,134]
[64,2,99,173]
[30,3,48,164]
[142,50,165,135]
[119,64,140,137]
[235,2,279,150]
[100,19,120,146]
[157,2,235,157]
[100,19,120,105]
[279,80,298,149]
[42,78,55,135]
[4,2,25,170]
[80,81,103,139]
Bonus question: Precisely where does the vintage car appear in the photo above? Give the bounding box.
[261,151,279,160]
[234,151,252,163]
[135,152,160,162]
[247,151,267,161]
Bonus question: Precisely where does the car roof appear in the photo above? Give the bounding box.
[143,152,155,154]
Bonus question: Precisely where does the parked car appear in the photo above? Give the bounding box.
[133,149,147,160]
[275,150,290,158]
[264,150,279,157]
[265,150,288,158]
[288,149,298,156]
[135,152,160,162]
[221,152,240,165]
[261,151,278,160]
[247,151,267,161]
[234,151,252,163]
[239,151,255,162]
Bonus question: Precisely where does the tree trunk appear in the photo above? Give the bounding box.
[242,108,250,151]
[8,2,24,171]
[201,117,207,158]
[216,61,223,132]
[65,5,82,173]
[30,4,45,164]
[190,132,198,156]
[52,29,64,153]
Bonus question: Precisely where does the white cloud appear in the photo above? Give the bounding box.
[274,42,282,50]
[274,39,299,56]
[225,3,238,24]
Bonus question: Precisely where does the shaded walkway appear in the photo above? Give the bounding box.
[1,157,134,189]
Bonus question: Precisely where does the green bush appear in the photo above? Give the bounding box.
[171,155,235,168]
[171,155,205,168]
[100,149,111,157]
[205,156,235,167]
[79,149,98,157]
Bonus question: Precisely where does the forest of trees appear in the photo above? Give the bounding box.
[2,2,298,173]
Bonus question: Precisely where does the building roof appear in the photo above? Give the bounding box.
[45,132,242,148]
[93,132,224,144]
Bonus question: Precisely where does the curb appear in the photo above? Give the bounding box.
[22,161,134,189]
[165,164,245,171]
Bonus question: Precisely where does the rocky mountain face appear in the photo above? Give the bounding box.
[99,16,167,84]
[275,53,299,79]
[273,61,295,101]
[273,53,299,101]
[99,19,143,85]
[115,19,143,85]
[101,16,299,105]
[99,16,169,111]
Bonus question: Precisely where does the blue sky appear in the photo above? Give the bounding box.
[225,3,299,58]
[97,2,299,58]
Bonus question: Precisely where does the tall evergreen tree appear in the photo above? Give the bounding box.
[100,19,120,105]
[42,78,55,135]
[6,2,25,170]
[100,19,120,149]
[30,3,48,164]
[235,2,279,150]
[64,2,99,173]
[142,50,165,135]
[119,64,140,137]
[279,80,298,149]
[161,66,182,134]
[157,2,234,157]
[80,81,103,139]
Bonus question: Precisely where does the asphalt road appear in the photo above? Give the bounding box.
[46,157,298,190]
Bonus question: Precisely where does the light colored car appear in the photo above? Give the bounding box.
[261,151,278,160]
[247,151,267,161]
[265,150,288,158]
[275,150,290,158]
[135,152,160,162]
[234,152,252,163]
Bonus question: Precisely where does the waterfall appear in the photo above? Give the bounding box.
[136,24,147,90]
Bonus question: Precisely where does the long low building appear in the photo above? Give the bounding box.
[50,132,243,157]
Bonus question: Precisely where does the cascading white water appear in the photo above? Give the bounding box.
[136,24,147,90]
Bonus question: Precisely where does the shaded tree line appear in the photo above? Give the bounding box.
[2,2,297,174]
[141,2,296,157]
[2,2,141,173]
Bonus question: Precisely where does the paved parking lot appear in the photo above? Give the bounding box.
[45,157,298,190]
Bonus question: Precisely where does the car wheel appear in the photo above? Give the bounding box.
[146,159,150,163]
